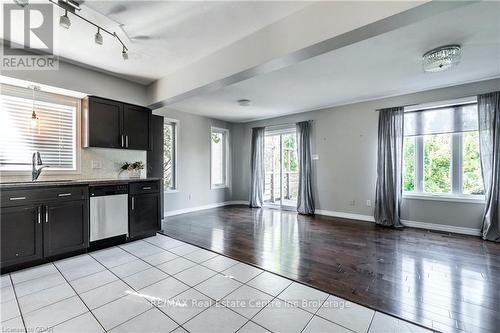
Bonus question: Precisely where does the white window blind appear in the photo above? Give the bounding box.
[0,84,79,171]
[404,103,478,137]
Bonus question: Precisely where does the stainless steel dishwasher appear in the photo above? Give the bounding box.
[89,184,129,242]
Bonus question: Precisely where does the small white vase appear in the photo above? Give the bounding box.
[128,169,141,178]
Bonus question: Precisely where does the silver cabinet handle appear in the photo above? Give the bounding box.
[58,193,72,197]
[142,186,151,190]
[126,135,129,148]
[131,196,135,210]
[10,196,26,201]
[37,206,41,224]
[121,135,124,148]
[45,206,49,223]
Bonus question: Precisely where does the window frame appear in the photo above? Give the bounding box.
[210,126,230,189]
[402,98,484,203]
[163,118,179,193]
[0,87,81,176]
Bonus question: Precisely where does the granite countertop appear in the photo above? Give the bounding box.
[0,177,161,189]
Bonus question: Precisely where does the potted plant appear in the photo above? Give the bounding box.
[120,161,145,178]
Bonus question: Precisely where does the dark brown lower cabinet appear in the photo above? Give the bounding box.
[0,205,43,267]
[129,192,160,239]
[43,200,89,258]
[1,186,89,271]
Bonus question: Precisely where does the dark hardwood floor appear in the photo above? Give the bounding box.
[162,206,500,333]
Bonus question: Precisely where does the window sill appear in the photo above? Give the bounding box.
[211,185,229,190]
[403,192,485,204]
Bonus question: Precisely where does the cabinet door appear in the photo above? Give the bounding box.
[43,200,89,258]
[123,104,151,150]
[1,205,43,268]
[88,97,123,148]
[129,193,160,239]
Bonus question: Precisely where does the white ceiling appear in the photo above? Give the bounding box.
[6,1,309,84]
[167,1,500,122]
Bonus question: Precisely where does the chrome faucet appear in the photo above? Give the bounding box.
[32,152,49,181]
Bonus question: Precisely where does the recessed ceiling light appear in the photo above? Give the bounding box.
[423,45,461,72]
[237,99,251,106]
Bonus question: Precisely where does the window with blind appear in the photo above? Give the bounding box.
[403,99,483,196]
[0,84,79,172]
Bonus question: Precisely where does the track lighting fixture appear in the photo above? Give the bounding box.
[122,47,128,60]
[59,10,71,29]
[49,0,128,58]
[95,28,103,45]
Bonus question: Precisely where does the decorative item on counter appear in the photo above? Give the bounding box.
[120,161,145,178]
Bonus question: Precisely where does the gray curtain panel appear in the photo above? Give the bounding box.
[249,127,265,208]
[374,107,404,227]
[478,92,500,242]
[296,121,315,215]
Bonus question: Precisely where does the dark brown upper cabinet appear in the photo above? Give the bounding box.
[83,96,151,150]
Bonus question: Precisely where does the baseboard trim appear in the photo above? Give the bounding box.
[315,209,481,236]
[315,209,375,222]
[401,219,481,236]
[164,201,248,217]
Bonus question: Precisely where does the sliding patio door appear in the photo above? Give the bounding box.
[264,128,298,209]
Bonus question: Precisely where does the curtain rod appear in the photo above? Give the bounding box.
[375,104,418,112]
[254,120,312,129]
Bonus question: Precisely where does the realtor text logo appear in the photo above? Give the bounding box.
[2,3,58,70]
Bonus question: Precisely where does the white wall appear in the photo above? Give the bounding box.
[2,49,148,106]
[231,78,500,232]
[153,108,233,214]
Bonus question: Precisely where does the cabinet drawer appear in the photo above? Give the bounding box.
[43,186,89,202]
[129,181,160,195]
[1,189,45,207]
[1,186,88,207]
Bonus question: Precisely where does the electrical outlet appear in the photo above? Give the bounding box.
[188,194,192,201]
[312,154,319,160]
[91,160,102,169]
[349,200,355,206]
[366,200,371,207]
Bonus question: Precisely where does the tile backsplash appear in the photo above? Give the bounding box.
[0,148,147,182]
[80,148,147,179]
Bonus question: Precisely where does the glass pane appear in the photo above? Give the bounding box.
[423,134,452,193]
[211,131,225,186]
[463,132,484,195]
[403,137,415,191]
[264,135,281,204]
[282,133,298,206]
[163,123,174,189]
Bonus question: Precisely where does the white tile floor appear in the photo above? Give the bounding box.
[0,234,432,333]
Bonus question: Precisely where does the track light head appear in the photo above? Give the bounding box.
[14,0,29,7]
[59,10,71,29]
[95,28,103,45]
[122,47,128,60]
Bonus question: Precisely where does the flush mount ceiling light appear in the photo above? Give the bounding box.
[237,99,251,107]
[422,45,461,72]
